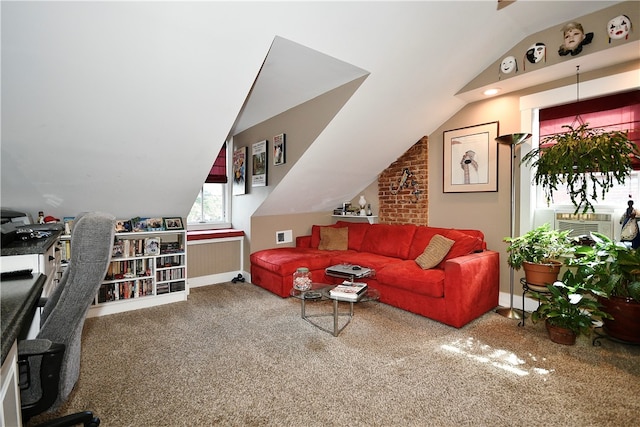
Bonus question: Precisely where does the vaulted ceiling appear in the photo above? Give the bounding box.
[1,1,628,219]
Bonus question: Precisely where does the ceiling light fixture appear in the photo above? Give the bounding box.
[483,88,501,96]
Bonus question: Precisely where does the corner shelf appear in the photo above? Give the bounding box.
[331,215,378,224]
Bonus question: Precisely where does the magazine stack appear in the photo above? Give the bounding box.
[329,281,368,301]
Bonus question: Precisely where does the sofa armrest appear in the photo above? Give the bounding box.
[442,250,500,327]
[296,235,312,248]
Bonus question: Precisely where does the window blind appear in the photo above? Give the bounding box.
[206,143,227,184]
[539,90,640,169]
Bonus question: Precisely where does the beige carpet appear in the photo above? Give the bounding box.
[29,282,640,427]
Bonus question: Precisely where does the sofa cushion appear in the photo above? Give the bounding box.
[250,247,343,276]
[376,260,446,298]
[329,252,404,272]
[318,227,348,250]
[359,223,417,259]
[335,221,370,251]
[408,227,449,259]
[438,229,484,268]
[415,234,454,269]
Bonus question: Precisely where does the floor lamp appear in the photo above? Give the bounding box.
[496,133,531,319]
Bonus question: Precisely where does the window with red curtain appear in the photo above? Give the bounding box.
[206,143,227,183]
[539,90,640,169]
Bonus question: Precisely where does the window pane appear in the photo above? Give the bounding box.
[202,183,224,222]
[536,171,640,210]
[187,183,225,224]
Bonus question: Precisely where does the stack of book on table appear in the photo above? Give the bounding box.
[329,281,368,301]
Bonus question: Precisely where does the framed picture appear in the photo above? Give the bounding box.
[131,217,148,232]
[273,133,286,166]
[115,219,132,233]
[252,139,267,187]
[147,218,164,231]
[443,121,498,193]
[163,217,183,230]
[144,237,160,255]
[232,146,247,196]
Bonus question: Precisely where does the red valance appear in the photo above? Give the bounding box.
[539,89,640,170]
[206,143,227,184]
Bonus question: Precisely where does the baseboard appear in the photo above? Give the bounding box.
[188,270,250,288]
[498,291,540,314]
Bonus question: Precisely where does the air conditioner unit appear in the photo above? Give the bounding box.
[555,211,614,239]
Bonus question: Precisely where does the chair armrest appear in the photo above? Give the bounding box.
[18,338,55,357]
[18,339,66,420]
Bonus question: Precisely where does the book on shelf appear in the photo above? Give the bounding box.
[329,281,368,301]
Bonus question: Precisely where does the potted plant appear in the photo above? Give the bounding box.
[530,273,611,345]
[504,223,575,287]
[569,232,640,343]
[521,123,637,214]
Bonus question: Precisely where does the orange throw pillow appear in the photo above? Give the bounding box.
[318,227,348,250]
[415,234,455,269]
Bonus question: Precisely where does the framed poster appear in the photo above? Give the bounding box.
[273,133,286,166]
[252,139,267,187]
[443,121,498,193]
[232,146,247,195]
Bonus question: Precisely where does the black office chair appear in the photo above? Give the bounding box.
[18,212,115,426]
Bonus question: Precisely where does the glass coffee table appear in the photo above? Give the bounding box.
[290,283,380,337]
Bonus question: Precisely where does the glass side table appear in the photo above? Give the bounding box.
[290,282,380,337]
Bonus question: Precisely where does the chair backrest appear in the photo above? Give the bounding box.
[37,212,115,408]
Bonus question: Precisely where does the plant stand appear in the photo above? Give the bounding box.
[517,278,551,327]
[592,327,640,347]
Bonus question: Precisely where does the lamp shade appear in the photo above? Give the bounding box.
[496,133,532,146]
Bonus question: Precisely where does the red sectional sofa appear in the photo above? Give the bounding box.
[250,221,500,328]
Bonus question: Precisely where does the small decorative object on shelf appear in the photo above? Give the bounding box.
[358,195,367,216]
[293,267,312,291]
[366,204,373,216]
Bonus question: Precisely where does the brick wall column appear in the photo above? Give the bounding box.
[378,137,428,225]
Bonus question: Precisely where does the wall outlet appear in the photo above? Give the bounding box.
[276,230,293,244]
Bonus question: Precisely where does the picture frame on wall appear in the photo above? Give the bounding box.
[232,146,247,195]
[273,133,286,166]
[252,139,268,187]
[443,121,498,193]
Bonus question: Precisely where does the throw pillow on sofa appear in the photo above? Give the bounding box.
[415,234,454,269]
[318,226,348,250]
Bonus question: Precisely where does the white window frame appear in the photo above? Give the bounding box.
[187,141,232,230]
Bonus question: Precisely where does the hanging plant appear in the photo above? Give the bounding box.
[521,123,637,214]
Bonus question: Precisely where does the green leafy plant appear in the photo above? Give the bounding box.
[569,232,640,302]
[521,123,637,214]
[530,277,611,336]
[504,223,575,270]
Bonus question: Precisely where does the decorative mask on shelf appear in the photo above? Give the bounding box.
[499,55,518,79]
[607,14,632,43]
[525,43,546,69]
[558,21,593,56]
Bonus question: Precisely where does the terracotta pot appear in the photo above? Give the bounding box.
[523,260,562,287]
[545,320,577,345]
[599,296,640,344]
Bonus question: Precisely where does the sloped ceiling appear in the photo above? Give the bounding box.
[1,1,625,220]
